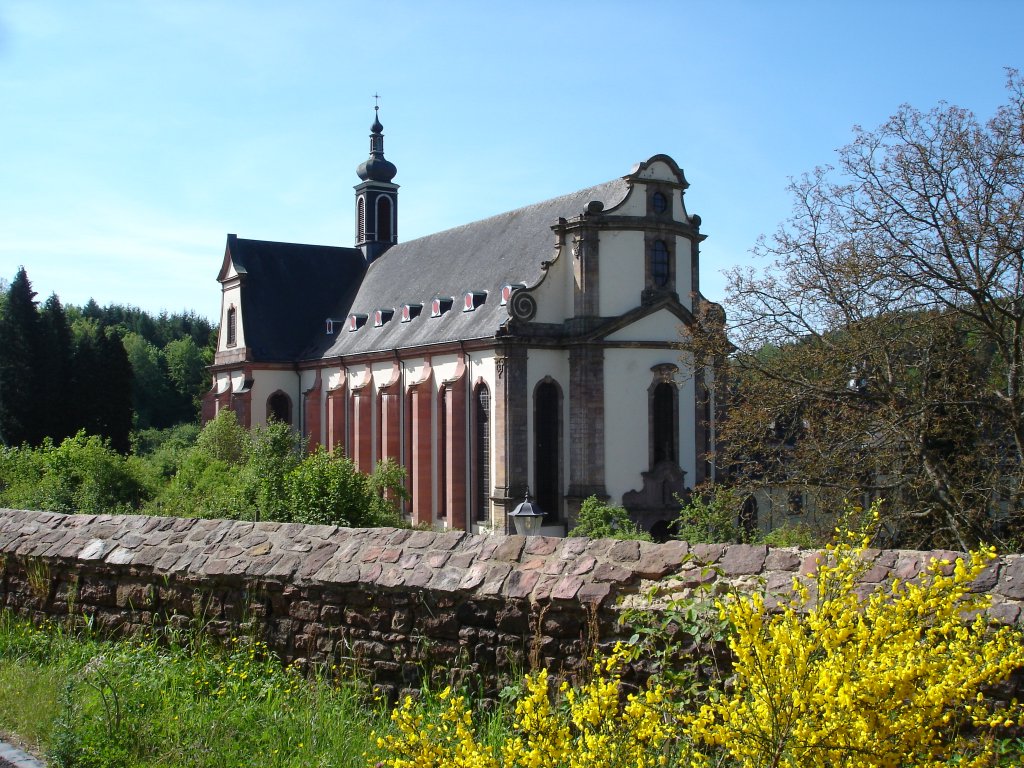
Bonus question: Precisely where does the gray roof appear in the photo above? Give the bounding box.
[224,236,366,362]
[307,176,631,359]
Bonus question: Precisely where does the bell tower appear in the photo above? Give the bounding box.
[355,103,399,263]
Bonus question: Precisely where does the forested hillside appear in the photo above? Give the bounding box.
[0,267,215,451]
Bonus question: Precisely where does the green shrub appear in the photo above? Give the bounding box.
[568,495,651,541]
[193,409,248,465]
[288,449,406,528]
[245,420,303,522]
[0,433,147,515]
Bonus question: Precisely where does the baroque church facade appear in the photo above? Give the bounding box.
[204,110,717,536]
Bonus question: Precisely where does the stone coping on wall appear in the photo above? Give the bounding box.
[2,509,1024,624]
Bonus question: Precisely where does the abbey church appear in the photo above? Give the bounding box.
[204,110,717,536]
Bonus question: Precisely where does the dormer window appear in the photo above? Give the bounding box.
[463,291,486,311]
[373,308,395,327]
[401,303,423,323]
[500,284,525,305]
[347,313,368,332]
[326,318,334,335]
[226,306,237,347]
[431,297,454,317]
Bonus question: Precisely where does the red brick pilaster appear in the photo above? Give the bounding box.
[408,362,433,527]
[351,374,373,473]
[201,384,217,425]
[303,369,323,453]
[326,370,347,456]
[378,362,401,464]
[443,357,468,531]
[231,387,251,429]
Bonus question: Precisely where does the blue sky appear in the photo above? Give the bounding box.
[1,1,1021,322]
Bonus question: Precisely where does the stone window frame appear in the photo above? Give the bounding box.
[643,232,676,297]
[437,383,448,522]
[377,195,393,242]
[473,380,491,524]
[226,305,237,348]
[357,196,365,242]
[533,376,563,525]
[646,183,675,220]
[648,364,679,470]
[267,390,292,425]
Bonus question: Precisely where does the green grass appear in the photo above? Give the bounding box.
[0,613,391,768]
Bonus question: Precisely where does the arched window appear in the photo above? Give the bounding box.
[267,391,291,425]
[534,380,561,524]
[475,385,491,523]
[651,240,670,288]
[357,197,365,242]
[438,385,448,521]
[652,382,676,464]
[377,196,392,242]
[226,306,237,347]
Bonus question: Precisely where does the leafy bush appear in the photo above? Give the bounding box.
[567,495,651,541]
[193,409,249,465]
[288,449,406,528]
[245,420,303,522]
[0,432,147,515]
[673,486,749,544]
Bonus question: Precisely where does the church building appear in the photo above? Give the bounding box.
[204,109,717,535]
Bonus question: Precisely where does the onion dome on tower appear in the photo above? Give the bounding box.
[354,105,400,264]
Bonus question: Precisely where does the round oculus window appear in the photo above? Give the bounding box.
[651,191,668,214]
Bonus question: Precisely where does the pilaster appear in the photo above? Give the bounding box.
[491,345,528,533]
[567,344,607,524]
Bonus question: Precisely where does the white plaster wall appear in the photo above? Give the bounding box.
[636,159,678,182]
[403,357,429,386]
[214,371,231,395]
[371,360,399,389]
[530,243,570,324]
[598,230,645,317]
[219,284,245,351]
[346,364,372,390]
[604,309,684,343]
[325,367,345,391]
[603,348,696,505]
[249,369,301,429]
[673,189,689,222]
[432,354,460,386]
[675,236,693,311]
[613,183,646,217]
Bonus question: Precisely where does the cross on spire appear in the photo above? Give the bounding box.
[373,92,380,111]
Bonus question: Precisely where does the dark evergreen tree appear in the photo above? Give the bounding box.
[0,268,43,446]
[39,294,75,442]
[97,328,134,452]
[69,321,133,453]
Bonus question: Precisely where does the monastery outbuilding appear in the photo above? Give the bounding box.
[204,109,718,536]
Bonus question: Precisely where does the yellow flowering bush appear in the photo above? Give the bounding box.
[689,522,1024,768]
[373,646,679,768]
[374,509,1024,768]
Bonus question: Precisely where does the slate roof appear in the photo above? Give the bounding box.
[306,176,631,359]
[225,236,366,362]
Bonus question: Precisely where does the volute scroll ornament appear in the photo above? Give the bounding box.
[509,290,537,322]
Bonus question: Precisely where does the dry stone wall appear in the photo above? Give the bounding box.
[2,509,1024,698]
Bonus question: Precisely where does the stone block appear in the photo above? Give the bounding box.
[719,544,767,576]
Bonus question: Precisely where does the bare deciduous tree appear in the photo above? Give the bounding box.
[688,70,1024,549]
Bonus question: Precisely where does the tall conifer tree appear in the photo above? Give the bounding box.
[0,268,43,446]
